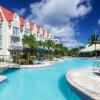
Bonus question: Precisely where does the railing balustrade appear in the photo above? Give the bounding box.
[0,55,19,69]
[93,59,100,68]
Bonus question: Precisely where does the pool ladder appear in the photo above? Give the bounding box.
[93,60,100,68]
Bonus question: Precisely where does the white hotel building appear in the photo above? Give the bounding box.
[0,6,55,56]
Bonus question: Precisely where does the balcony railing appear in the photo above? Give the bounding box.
[8,43,22,51]
[10,34,20,38]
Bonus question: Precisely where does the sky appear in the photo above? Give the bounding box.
[0,0,100,48]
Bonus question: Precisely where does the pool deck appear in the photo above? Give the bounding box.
[0,75,7,83]
[66,68,100,100]
[20,62,52,68]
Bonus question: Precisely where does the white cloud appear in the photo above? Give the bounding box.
[28,0,92,25]
[22,0,92,48]
[63,40,84,48]
[14,8,26,16]
[50,25,84,48]
[98,19,100,25]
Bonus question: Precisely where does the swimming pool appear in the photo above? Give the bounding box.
[0,59,93,100]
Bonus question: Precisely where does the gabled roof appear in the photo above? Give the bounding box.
[42,29,46,35]
[30,22,34,31]
[0,12,3,21]
[0,6,50,34]
[0,6,14,24]
[37,25,40,33]
[47,32,50,36]
[20,17,25,28]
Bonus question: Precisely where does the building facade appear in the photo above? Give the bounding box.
[0,6,54,56]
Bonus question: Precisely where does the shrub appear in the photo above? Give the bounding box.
[28,55,36,64]
[18,59,27,65]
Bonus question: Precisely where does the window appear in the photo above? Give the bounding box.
[11,38,19,45]
[25,29,29,35]
[13,26,19,36]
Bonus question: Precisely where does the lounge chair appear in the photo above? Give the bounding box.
[32,60,42,64]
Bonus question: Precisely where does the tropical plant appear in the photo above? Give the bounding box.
[22,35,39,57]
[69,48,80,57]
[18,59,27,65]
[88,33,100,56]
[45,40,55,50]
[22,35,38,49]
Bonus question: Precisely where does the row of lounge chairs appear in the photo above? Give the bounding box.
[32,59,47,64]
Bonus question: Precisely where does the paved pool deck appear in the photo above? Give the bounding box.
[66,68,100,100]
[0,75,7,83]
[20,62,53,68]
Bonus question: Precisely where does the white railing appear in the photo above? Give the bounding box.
[93,60,100,68]
[10,33,20,37]
[10,42,21,47]
[0,55,19,69]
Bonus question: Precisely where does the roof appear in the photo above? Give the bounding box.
[0,6,50,34]
[47,32,50,36]
[0,6,14,24]
[80,44,100,53]
[20,17,25,27]
[0,6,34,30]
[37,25,40,33]
[0,12,3,21]
[42,29,46,35]
[30,22,34,31]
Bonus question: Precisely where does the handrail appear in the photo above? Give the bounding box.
[93,60,100,68]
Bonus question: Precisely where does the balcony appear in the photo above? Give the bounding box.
[10,33,20,37]
[8,43,22,51]
[10,34,20,41]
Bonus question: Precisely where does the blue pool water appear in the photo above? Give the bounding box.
[0,59,93,100]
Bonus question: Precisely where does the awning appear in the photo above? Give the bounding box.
[80,44,100,53]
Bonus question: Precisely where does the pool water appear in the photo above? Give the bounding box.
[0,59,93,100]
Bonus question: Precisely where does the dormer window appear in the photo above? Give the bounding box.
[14,13,20,22]
[13,26,19,36]
[25,20,29,28]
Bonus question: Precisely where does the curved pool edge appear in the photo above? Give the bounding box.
[0,75,7,83]
[66,68,100,100]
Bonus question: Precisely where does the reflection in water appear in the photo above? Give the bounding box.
[58,75,81,100]
[66,78,93,100]
[0,80,8,92]
[59,75,70,99]
[0,68,20,75]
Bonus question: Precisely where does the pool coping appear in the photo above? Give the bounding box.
[66,68,100,100]
[0,75,7,83]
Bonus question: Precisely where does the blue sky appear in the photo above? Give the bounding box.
[0,0,100,48]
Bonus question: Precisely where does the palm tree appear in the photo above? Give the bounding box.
[22,35,38,49]
[45,40,55,51]
[88,33,100,56]
[38,40,43,49]
[22,35,38,55]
